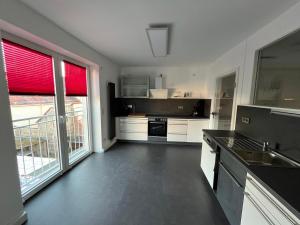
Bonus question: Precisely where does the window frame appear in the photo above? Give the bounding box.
[0,30,93,200]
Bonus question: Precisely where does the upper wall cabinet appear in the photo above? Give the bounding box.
[120,75,150,98]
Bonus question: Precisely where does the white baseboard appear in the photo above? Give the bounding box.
[6,210,27,225]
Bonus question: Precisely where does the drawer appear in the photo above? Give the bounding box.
[168,119,188,125]
[245,174,300,225]
[119,132,148,141]
[120,122,147,132]
[167,124,188,134]
[167,134,187,142]
[119,117,148,124]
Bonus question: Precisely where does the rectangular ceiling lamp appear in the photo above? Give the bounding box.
[146,28,168,57]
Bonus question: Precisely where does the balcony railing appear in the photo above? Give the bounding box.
[13,110,87,194]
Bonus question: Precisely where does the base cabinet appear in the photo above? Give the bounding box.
[200,141,216,187]
[117,117,148,141]
[241,174,300,225]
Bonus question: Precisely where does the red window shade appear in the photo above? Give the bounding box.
[2,39,55,95]
[64,61,87,96]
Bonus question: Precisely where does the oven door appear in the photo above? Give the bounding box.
[148,121,167,137]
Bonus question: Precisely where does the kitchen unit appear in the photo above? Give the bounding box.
[113,98,211,143]
[116,117,148,141]
[116,116,209,143]
[201,105,300,225]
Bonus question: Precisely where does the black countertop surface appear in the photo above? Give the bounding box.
[203,129,300,219]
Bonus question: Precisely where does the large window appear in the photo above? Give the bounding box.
[1,34,91,197]
[254,29,300,109]
[2,39,61,195]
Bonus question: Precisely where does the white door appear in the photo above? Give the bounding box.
[212,72,238,130]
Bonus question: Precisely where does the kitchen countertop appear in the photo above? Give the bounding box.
[119,114,210,120]
[203,129,300,219]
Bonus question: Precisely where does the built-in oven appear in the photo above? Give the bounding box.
[148,117,167,142]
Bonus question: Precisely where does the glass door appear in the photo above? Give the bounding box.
[212,73,237,130]
[1,33,91,198]
[60,60,90,165]
[1,37,62,196]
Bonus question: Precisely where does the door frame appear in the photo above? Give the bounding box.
[212,67,240,130]
[57,55,93,170]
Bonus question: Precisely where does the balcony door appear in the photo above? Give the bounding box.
[60,60,90,165]
[0,33,91,199]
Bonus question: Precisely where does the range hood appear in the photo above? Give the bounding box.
[150,75,168,99]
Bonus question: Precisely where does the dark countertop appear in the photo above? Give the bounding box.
[203,129,300,219]
[121,114,210,120]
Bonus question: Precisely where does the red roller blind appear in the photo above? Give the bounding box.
[2,39,55,95]
[64,61,87,96]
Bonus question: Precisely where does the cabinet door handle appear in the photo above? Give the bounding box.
[219,162,243,189]
[244,192,275,225]
[210,150,217,154]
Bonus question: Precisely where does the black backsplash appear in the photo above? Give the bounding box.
[236,105,300,162]
[114,98,211,118]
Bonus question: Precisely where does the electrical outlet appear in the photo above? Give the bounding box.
[242,117,250,124]
[178,105,184,110]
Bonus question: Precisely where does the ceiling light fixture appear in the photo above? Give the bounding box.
[146,26,169,57]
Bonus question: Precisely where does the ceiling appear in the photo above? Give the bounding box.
[21,0,299,66]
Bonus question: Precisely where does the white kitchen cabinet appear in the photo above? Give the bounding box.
[187,119,210,143]
[167,119,188,142]
[241,174,300,225]
[117,117,148,141]
[200,141,216,188]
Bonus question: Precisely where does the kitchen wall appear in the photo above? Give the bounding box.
[236,105,300,162]
[121,66,209,98]
[0,1,119,224]
[115,98,211,118]
[207,1,300,128]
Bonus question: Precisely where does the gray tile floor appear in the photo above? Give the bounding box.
[24,142,229,225]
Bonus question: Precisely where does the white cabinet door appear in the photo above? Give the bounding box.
[240,193,272,225]
[187,120,210,143]
[200,141,216,187]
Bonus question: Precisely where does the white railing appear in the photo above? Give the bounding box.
[12,110,86,194]
[13,114,60,194]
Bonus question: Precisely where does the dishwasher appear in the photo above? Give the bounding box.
[216,148,247,225]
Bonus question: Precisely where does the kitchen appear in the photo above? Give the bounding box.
[107,22,300,225]
[1,1,300,225]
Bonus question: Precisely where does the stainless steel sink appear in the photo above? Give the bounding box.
[216,137,299,168]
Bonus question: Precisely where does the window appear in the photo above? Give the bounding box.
[1,33,91,198]
[62,61,90,164]
[2,39,61,195]
[254,29,300,109]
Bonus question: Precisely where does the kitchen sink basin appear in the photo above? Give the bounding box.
[216,137,299,168]
[234,150,298,167]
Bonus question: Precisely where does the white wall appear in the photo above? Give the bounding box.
[0,1,119,224]
[0,0,120,152]
[207,1,300,128]
[121,66,209,98]
[0,36,26,225]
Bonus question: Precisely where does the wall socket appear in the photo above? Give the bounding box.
[242,117,250,124]
[178,105,184,110]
